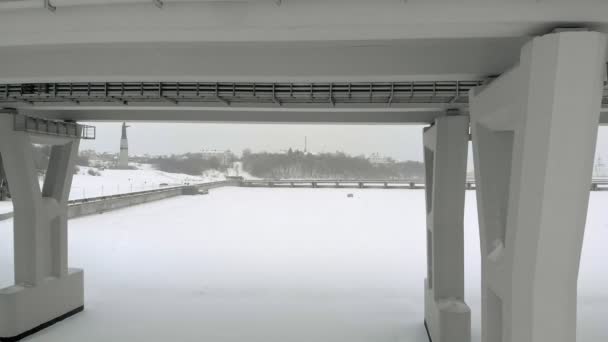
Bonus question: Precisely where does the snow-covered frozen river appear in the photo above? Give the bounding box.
[0,188,606,341]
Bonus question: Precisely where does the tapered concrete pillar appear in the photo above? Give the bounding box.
[469,30,606,342]
[423,115,471,342]
[0,114,84,341]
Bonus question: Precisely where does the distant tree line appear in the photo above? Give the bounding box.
[148,153,229,176]
[7,147,423,182]
[241,149,424,180]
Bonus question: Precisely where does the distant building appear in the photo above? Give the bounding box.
[118,122,129,168]
[201,149,233,166]
[368,152,392,165]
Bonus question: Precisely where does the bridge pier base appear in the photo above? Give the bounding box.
[423,115,471,342]
[0,114,84,341]
[469,30,606,342]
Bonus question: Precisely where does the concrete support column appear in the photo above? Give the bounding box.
[423,115,471,342]
[0,114,84,341]
[469,30,606,342]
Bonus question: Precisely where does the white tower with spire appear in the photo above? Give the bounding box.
[118,122,129,169]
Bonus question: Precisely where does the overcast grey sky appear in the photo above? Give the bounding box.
[81,122,426,161]
[81,122,608,164]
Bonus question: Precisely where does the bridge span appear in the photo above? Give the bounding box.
[1,2,608,342]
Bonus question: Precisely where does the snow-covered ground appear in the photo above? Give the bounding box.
[0,201,12,215]
[70,166,225,200]
[0,189,606,341]
[0,164,227,214]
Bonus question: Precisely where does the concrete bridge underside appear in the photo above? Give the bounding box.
[1,1,608,342]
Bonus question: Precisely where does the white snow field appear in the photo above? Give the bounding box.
[69,166,225,200]
[0,201,11,215]
[0,188,607,342]
[0,165,226,214]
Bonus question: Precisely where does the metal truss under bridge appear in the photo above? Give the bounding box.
[2,81,607,108]
[1,81,492,107]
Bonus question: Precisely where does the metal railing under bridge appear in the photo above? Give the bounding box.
[240,178,608,191]
[242,179,425,189]
[2,81,608,108]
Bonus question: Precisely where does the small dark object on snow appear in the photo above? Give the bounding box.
[347,193,354,198]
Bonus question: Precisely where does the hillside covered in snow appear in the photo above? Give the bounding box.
[70,164,227,199]
[0,163,231,214]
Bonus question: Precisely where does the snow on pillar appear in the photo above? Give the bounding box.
[423,115,471,342]
[0,114,84,340]
[469,30,606,342]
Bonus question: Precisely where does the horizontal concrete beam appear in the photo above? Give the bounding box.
[18,106,608,125]
[0,38,526,84]
[19,107,449,124]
